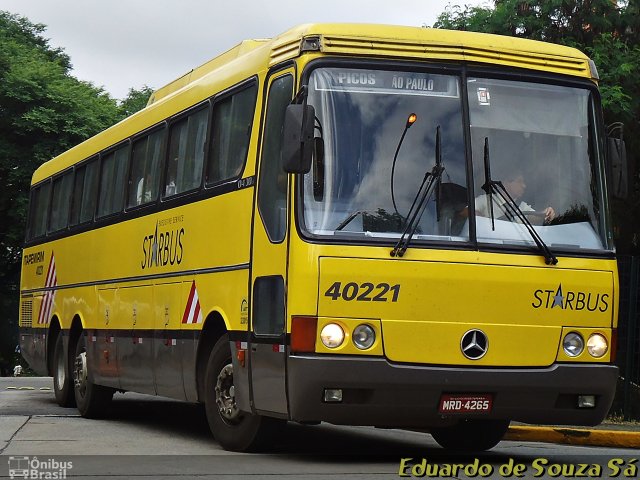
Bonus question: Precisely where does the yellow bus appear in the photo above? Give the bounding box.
[19,24,622,452]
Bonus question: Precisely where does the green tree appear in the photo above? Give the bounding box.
[118,85,154,118]
[433,0,640,253]
[0,11,124,367]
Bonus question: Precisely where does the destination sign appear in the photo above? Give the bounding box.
[312,68,459,97]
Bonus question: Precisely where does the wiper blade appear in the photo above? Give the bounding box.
[335,210,363,231]
[391,126,443,258]
[481,138,558,266]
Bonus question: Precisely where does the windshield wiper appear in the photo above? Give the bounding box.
[335,210,363,231]
[481,137,558,265]
[391,126,444,258]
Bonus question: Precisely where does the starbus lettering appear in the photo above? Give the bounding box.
[141,221,184,269]
[531,284,609,312]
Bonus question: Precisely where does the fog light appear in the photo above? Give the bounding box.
[587,333,608,358]
[578,395,596,408]
[324,388,343,403]
[563,332,584,357]
[320,323,345,348]
[353,324,376,350]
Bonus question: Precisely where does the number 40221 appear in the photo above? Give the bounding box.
[324,281,400,302]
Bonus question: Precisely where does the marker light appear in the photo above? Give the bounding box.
[352,324,376,350]
[563,332,584,357]
[320,323,345,348]
[406,113,417,128]
[291,316,318,353]
[587,333,608,358]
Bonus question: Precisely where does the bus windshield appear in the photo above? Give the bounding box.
[301,67,611,253]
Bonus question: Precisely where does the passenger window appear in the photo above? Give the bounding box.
[49,172,73,232]
[128,129,164,207]
[258,75,293,242]
[165,107,208,196]
[98,145,130,217]
[70,158,99,225]
[29,181,51,239]
[207,84,257,185]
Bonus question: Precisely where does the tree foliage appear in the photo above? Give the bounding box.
[118,85,154,118]
[0,11,151,367]
[433,0,640,253]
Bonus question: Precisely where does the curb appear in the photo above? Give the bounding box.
[504,426,640,449]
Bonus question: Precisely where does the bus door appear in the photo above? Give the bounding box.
[248,71,294,416]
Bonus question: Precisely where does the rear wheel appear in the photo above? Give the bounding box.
[73,333,114,418]
[52,332,75,407]
[204,334,283,451]
[430,419,510,452]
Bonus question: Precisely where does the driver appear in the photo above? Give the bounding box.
[475,170,555,223]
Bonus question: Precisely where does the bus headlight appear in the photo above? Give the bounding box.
[320,323,345,348]
[352,324,375,350]
[563,332,584,357]
[587,333,608,358]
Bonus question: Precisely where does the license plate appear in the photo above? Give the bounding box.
[438,393,493,414]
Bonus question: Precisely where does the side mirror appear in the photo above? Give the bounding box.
[607,137,628,199]
[282,104,315,174]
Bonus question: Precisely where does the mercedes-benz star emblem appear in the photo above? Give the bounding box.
[460,329,488,360]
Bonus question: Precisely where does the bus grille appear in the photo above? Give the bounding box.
[21,300,33,328]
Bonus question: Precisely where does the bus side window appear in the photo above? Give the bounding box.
[165,107,208,197]
[258,74,293,242]
[70,158,100,226]
[48,171,73,233]
[29,180,51,239]
[207,83,258,185]
[128,128,164,207]
[97,145,130,218]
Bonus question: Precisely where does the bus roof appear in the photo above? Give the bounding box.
[31,23,593,184]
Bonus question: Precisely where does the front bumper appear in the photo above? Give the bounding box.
[287,355,618,428]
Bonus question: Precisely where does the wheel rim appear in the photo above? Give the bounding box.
[73,347,88,399]
[215,363,241,424]
[55,341,65,390]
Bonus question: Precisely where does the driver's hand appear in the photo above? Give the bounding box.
[543,206,556,221]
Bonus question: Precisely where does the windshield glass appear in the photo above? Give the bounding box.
[302,67,468,242]
[300,66,611,253]
[468,78,610,251]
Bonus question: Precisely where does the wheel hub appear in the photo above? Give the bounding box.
[73,350,88,396]
[215,363,240,423]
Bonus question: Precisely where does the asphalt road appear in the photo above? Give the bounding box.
[1,377,638,479]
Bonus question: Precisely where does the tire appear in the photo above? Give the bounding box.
[73,333,114,418]
[204,334,283,452]
[52,332,75,407]
[430,419,510,452]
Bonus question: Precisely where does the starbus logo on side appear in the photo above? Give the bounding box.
[531,284,609,312]
[141,221,185,269]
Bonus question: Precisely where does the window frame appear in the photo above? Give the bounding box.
[47,168,74,234]
[162,101,211,201]
[96,141,131,220]
[205,79,259,188]
[126,124,167,211]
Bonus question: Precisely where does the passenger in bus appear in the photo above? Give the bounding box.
[475,169,555,224]
[136,172,153,205]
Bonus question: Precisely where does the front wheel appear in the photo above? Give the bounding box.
[73,333,114,418]
[204,334,283,451]
[430,419,510,452]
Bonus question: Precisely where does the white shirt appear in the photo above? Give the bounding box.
[475,193,534,220]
